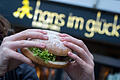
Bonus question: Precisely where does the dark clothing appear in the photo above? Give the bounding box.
[0,64,39,80]
[16,64,39,80]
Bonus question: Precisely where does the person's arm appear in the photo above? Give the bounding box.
[59,34,94,80]
[0,29,48,76]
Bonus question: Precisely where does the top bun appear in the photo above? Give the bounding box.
[31,30,71,56]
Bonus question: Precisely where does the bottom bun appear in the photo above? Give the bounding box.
[21,48,68,68]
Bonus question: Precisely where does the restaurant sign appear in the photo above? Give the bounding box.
[0,0,120,45]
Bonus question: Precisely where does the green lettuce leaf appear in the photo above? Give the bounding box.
[29,47,56,63]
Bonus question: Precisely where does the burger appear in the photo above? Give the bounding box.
[21,30,71,68]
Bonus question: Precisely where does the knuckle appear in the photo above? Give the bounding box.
[38,34,46,39]
[2,47,9,56]
[3,37,9,42]
[65,37,71,40]
[1,42,10,47]
[65,34,69,36]
[30,41,37,46]
[22,29,30,35]
[78,47,85,54]
[23,31,30,38]
[80,48,84,52]
[20,40,27,46]
[79,40,84,45]
[63,33,70,37]
[36,33,42,37]
[2,47,8,52]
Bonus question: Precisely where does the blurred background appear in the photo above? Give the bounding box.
[0,0,120,80]
[50,0,120,14]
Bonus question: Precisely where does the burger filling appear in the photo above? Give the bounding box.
[29,47,70,63]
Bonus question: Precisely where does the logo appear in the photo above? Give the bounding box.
[12,0,120,38]
[13,0,33,19]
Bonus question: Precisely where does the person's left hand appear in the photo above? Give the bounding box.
[59,34,94,80]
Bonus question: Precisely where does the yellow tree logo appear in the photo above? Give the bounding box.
[13,0,33,19]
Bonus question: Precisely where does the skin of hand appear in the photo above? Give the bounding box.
[59,34,94,80]
[0,29,48,76]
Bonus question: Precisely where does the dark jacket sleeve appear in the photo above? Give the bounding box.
[16,64,39,80]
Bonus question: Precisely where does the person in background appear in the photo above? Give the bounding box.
[0,15,10,41]
[0,15,94,80]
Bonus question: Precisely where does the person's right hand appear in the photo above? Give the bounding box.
[0,29,48,76]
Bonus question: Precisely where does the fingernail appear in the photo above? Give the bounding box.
[60,37,65,41]
[44,35,48,40]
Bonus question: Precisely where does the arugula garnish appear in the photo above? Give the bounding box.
[29,47,56,63]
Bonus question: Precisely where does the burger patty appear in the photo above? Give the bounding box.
[55,56,71,61]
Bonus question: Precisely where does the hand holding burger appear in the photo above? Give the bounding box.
[0,29,48,76]
[59,34,95,80]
